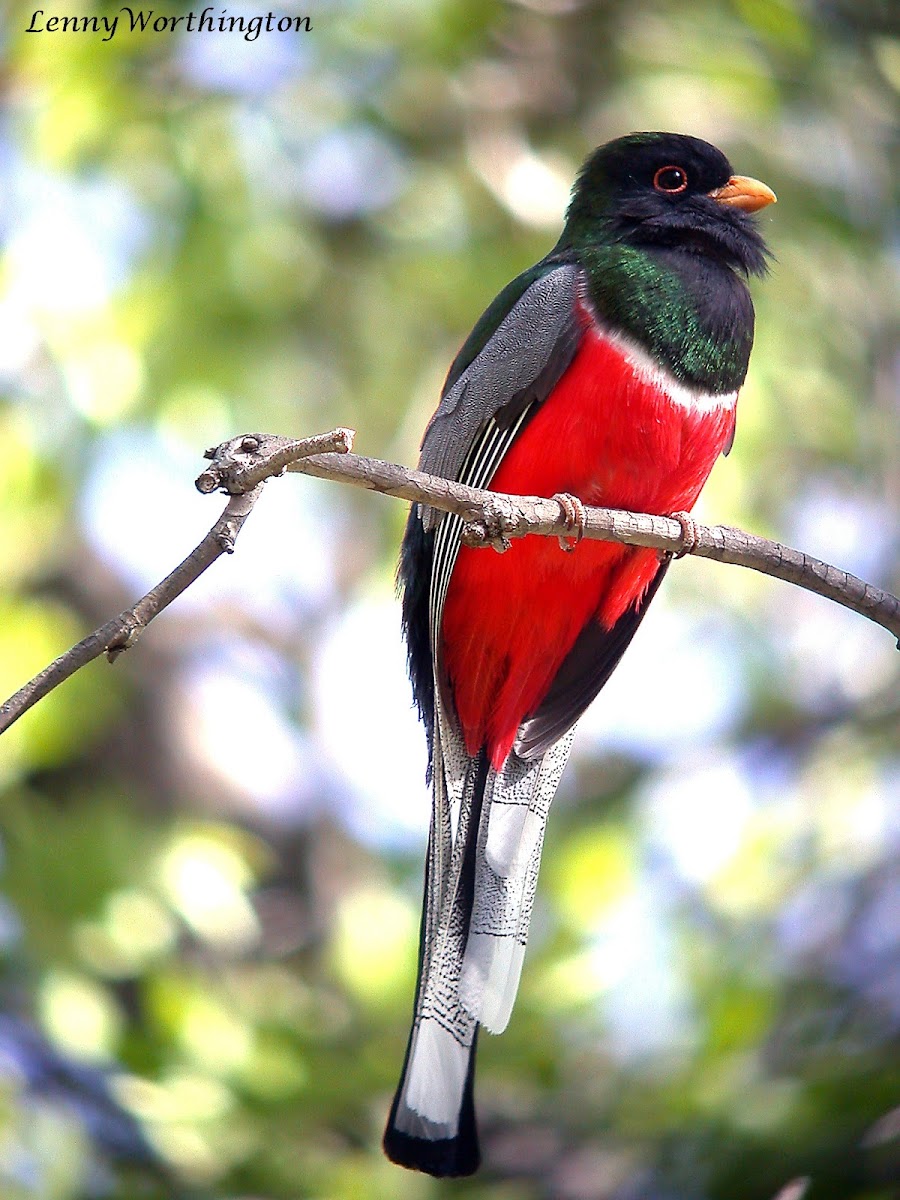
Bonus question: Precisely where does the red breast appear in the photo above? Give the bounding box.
[441,314,737,767]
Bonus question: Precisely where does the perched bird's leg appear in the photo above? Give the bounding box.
[553,492,587,552]
[669,510,700,559]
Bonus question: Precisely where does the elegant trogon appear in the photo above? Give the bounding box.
[384,132,775,1177]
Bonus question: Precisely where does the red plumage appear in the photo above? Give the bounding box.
[441,307,736,767]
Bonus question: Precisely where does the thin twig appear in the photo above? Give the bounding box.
[0,428,351,736]
[0,490,259,735]
[1,425,897,738]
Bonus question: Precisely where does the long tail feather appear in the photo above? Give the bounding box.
[383,1023,480,1177]
[383,720,487,1176]
[385,712,576,1174]
[460,730,576,1033]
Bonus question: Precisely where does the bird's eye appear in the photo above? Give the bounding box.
[653,165,688,194]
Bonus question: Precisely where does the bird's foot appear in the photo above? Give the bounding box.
[553,492,587,552]
[669,510,699,559]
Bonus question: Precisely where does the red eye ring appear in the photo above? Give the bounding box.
[653,165,689,194]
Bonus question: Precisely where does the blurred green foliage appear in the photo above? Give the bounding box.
[0,0,897,1197]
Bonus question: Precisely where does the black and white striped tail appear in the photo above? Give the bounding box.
[384,710,575,1176]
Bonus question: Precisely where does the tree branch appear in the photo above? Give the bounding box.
[266,432,899,642]
[1,426,896,737]
[0,428,352,736]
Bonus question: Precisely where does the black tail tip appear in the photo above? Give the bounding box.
[383,1125,480,1178]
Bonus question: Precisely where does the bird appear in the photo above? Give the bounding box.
[384,131,775,1177]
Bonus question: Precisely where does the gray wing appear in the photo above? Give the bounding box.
[418,263,581,530]
[423,264,583,730]
[399,261,583,758]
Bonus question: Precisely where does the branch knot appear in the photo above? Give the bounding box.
[461,495,519,553]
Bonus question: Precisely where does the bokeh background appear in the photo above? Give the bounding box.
[0,0,897,1197]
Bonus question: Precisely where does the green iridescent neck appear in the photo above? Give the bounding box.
[572,239,754,394]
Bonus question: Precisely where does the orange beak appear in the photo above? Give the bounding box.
[708,174,777,213]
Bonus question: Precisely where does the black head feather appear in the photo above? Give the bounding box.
[566,132,770,277]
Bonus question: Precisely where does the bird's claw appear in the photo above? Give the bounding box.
[669,510,699,558]
[553,492,587,552]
